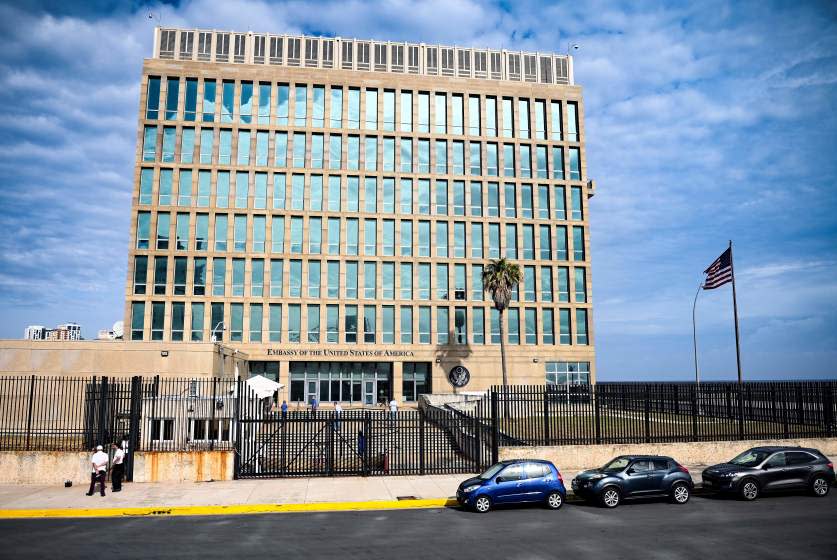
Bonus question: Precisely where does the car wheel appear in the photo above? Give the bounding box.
[739,479,759,501]
[473,495,491,513]
[670,482,690,504]
[601,487,621,508]
[546,491,563,510]
[810,476,830,497]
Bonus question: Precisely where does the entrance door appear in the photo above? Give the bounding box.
[307,381,318,405]
[364,381,375,405]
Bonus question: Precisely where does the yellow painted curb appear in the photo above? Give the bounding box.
[0,498,460,519]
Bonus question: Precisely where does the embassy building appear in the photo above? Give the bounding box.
[125,27,596,405]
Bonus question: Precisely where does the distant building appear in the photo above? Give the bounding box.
[45,323,82,341]
[97,329,117,340]
[24,326,47,340]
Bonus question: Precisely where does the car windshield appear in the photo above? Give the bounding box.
[602,457,630,472]
[729,450,771,467]
[478,463,507,480]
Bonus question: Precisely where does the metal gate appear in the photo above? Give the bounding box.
[235,383,487,478]
[84,376,143,481]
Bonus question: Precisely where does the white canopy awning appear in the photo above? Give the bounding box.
[245,374,284,399]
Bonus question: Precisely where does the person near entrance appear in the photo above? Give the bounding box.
[310,396,319,416]
[389,399,398,429]
[110,442,125,492]
[280,400,288,421]
[86,445,109,497]
[334,402,343,430]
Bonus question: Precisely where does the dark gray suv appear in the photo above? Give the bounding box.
[702,446,834,501]
[572,455,693,508]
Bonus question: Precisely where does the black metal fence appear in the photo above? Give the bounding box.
[2,376,836,479]
[455,382,837,447]
[235,382,481,478]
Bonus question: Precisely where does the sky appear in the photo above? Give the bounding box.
[0,0,835,381]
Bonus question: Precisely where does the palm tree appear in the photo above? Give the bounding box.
[482,258,521,399]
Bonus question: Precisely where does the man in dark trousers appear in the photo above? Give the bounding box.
[110,443,125,492]
[86,445,108,497]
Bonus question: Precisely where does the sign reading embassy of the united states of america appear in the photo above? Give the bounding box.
[266,348,415,358]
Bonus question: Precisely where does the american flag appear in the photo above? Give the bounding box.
[703,247,733,290]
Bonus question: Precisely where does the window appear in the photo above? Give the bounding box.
[156,212,170,249]
[327,217,341,255]
[543,308,555,344]
[485,96,497,136]
[518,99,530,139]
[365,137,377,171]
[268,304,282,342]
[346,218,359,255]
[151,301,165,341]
[505,224,517,259]
[201,79,216,122]
[569,147,581,180]
[437,307,449,344]
[346,261,358,299]
[469,142,481,175]
[418,92,430,133]
[365,89,378,130]
[488,223,500,259]
[270,259,284,297]
[311,134,324,169]
[436,221,448,257]
[576,309,588,345]
[490,308,500,344]
[523,266,536,301]
[573,226,585,261]
[503,144,515,177]
[435,140,448,174]
[434,93,446,133]
[181,129,195,164]
[271,216,285,253]
[507,308,520,344]
[436,263,449,300]
[524,308,537,344]
[232,258,245,296]
[400,91,413,132]
[294,85,307,126]
[567,102,579,141]
[472,264,484,301]
[234,171,249,208]
[258,82,271,124]
[557,267,570,302]
[133,256,148,295]
[289,260,302,297]
[550,101,562,140]
[175,213,189,250]
[312,85,325,127]
[131,302,145,340]
[541,267,553,302]
[417,179,431,214]
[146,76,161,120]
[574,267,587,303]
[486,143,498,176]
[347,88,360,129]
[363,218,377,255]
[214,215,227,252]
[546,361,591,385]
[165,77,179,120]
[233,215,246,251]
[382,306,395,344]
[308,216,322,254]
[142,126,157,162]
[418,221,431,257]
[239,81,253,124]
[400,220,412,256]
[288,304,301,343]
[329,87,343,128]
[193,257,206,296]
[363,305,376,343]
[307,304,320,343]
[556,226,568,260]
[521,184,533,218]
[552,147,565,180]
[571,186,583,220]
[453,307,467,344]
[400,139,413,173]
[400,263,413,299]
[249,304,262,342]
[199,129,214,164]
[417,263,430,300]
[559,308,571,345]
[382,262,395,299]
[308,260,321,298]
[211,302,224,341]
[454,222,466,258]
[418,139,430,173]
[219,129,232,164]
[221,81,234,123]
[383,138,395,172]
[254,173,267,209]
[149,418,174,442]
[382,219,395,255]
[364,261,377,299]
[345,305,358,343]
[534,100,546,139]
[539,225,552,260]
[153,256,167,295]
[292,133,306,168]
[274,132,288,167]
[536,146,547,179]
[400,307,413,344]
[501,97,514,137]
[468,95,480,135]
[327,261,339,298]
[418,307,431,344]
[472,307,485,344]
[191,302,204,341]
[522,224,535,259]
[326,304,339,343]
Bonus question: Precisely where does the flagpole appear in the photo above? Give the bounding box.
[692,280,702,386]
[729,240,743,385]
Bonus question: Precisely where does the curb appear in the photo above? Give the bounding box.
[0,498,461,520]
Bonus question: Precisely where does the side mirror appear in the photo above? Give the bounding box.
[626,469,636,475]
[495,476,506,483]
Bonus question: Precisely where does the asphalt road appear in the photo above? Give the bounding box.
[1,492,835,559]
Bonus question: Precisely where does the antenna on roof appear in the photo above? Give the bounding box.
[147,11,161,25]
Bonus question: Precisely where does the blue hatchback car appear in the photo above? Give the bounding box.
[456,459,567,513]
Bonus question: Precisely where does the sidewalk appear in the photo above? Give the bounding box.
[0,465,709,518]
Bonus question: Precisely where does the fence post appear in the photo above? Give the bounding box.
[363,412,371,476]
[233,378,242,480]
[209,377,218,452]
[691,384,698,442]
[490,390,499,464]
[824,386,834,438]
[594,384,601,445]
[327,414,335,476]
[737,384,745,440]
[25,375,36,451]
[644,385,650,443]
[542,387,550,445]
[126,376,142,482]
[97,376,109,447]
[473,412,482,470]
[419,407,426,475]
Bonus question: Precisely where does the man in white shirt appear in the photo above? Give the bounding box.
[389,399,398,420]
[110,443,125,492]
[86,445,109,497]
[334,402,343,430]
